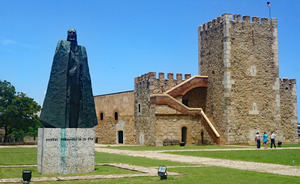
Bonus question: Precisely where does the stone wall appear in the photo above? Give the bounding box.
[134,72,156,145]
[198,14,227,138]
[280,79,298,143]
[94,91,135,144]
[134,72,191,145]
[154,105,213,146]
[199,14,288,144]
[228,15,280,143]
[182,87,207,109]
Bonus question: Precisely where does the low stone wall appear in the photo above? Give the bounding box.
[154,114,214,146]
[37,128,95,174]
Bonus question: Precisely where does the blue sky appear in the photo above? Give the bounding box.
[0,0,300,118]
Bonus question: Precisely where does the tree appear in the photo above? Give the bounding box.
[26,125,39,140]
[0,80,41,142]
[0,80,15,113]
[0,80,16,142]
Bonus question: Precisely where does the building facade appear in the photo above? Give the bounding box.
[94,14,298,145]
[94,91,135,144]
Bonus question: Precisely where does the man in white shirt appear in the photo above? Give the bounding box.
[270,132,276,148]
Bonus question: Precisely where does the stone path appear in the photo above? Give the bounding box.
[94,143,300,152]
[0,163,180,183]
[102,163,179,176]
[95,147,300,177]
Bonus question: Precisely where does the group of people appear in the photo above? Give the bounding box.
[255,131,277,149]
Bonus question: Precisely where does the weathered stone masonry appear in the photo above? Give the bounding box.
[133,72,211,146]
[280,79,298,142]
[199,13,298,144]
[94,91,135,144]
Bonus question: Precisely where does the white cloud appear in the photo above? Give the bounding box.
[0,39,32,49]
[1,39,17,46]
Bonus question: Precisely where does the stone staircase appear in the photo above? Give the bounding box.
[150,93,226,144]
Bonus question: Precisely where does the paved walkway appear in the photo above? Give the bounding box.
[95,147,300,177]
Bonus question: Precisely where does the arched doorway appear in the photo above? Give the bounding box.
[201,131,204,144]
[118,131,123,144]
[181,127,187,144]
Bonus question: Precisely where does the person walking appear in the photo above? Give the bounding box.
[255,132,261,149]
[263,132,268,149]
[270,131,276,148]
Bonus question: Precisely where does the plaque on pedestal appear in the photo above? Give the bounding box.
[37,128,95,174]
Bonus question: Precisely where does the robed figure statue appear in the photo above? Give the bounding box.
[40,29,97,128]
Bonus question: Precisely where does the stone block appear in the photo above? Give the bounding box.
[37,128,95,174]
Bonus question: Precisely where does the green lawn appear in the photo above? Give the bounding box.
[282,142,300,147]
[0,148,190,167]
[1,147,300,184]
[95,152,191,166]
[168,149,300,166]
[106,145,243,151]
[29,166,300,184]
[0,165,138,179]
[0,148,37,165]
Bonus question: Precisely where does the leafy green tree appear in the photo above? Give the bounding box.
[26,125,39,140]
[0,80,41,142]
[9,128,25,142]
[0,80,16,142]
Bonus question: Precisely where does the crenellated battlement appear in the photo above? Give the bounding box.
[198,13,277,32]
[134,72,156,83]
[135,72,191,83]
[198,16,223,32]
[135,72,192,94]
[281,78,296,84]
[233,14,274,24]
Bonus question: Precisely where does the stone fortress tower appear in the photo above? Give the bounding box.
[94,13,298,145]
[198,13,298,144]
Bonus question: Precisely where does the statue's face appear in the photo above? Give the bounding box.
[67,29,77,42]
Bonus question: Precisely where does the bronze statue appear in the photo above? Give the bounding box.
[40,29,97,128]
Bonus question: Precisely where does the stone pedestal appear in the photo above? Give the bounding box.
[37,128,95,174]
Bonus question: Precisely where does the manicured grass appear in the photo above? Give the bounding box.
[0,148,37,165]
[31,166,300,184]
[0,147,190,167]
[107,145,243,151]
[0,165,138,179]
[95,152,191,166]
[168,149,300,166]
[1,147,300,183]
[282,142,300,147]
